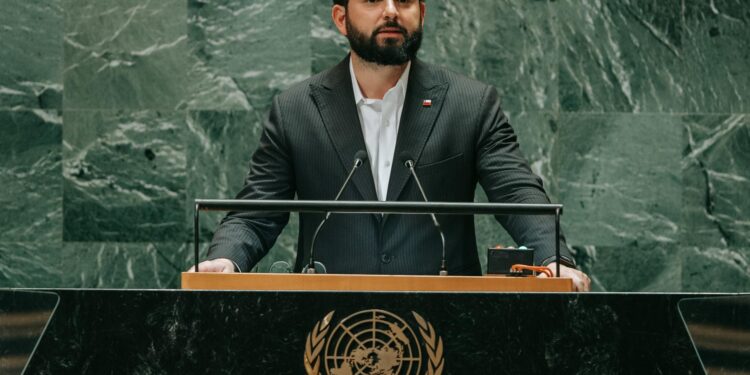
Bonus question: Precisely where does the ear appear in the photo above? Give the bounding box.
[420,1,426,27]
[332,5,348,36]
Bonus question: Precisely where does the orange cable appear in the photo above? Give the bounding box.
[510,264,553,278]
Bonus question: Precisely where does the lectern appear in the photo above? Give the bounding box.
[8,204,731,374]
[177,199,581,374]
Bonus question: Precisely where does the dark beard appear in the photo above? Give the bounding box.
[345,18,423,66]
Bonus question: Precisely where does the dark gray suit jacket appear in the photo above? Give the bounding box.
[207,56,575,275]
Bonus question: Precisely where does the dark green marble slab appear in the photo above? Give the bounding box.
[682,114,750,248]
[507,111,559,199]
[63,0,188,109]
[574,244,683,292]
[421,0,558,113]
[185,110,261,239]
[0,0,63,109]
[682,0,750,113]
[61,242,191,288]
[0,110,62,242]
[185,0,312,110]
[185,110,297,271]
[0,243,63,288]
[683,247,750,292]
[312,0,558,113]
[62,110,186,242]
[553,113,682,247]
[556,0,685,112]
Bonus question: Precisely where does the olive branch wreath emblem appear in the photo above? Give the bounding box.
[412,311,444,375]
[303,310,444,375]
[304,311,334,375]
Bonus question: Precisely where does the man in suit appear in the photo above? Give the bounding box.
[189,0,591,291]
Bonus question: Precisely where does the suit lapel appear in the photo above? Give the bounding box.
[385,59,449,202]
[309,57,379,202]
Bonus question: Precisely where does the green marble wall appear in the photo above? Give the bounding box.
[1,0,748,291]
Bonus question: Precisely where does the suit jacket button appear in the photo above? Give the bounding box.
[380,253,392,264]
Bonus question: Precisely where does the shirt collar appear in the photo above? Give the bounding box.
[349,56,411,105]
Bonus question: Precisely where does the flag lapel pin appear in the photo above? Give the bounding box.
[422,99,432,107]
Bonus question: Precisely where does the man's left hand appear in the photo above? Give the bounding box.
[538,262,591,292]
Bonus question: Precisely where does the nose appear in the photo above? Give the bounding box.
[383,0,398,19]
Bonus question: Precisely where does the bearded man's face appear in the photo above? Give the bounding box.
[341,0,424,65]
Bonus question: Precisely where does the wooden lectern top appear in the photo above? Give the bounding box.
[181,272,573,292]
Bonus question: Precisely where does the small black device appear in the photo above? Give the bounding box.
[487,247,535,275]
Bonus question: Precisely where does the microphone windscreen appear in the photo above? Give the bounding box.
[354,150,369,163]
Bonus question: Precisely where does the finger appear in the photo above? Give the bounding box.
[574,277,584,292]
[583,274,592,292]
[190,261,223,273]
[571,270,591,292]
[186,266,195,273]
[575,272,590,292]
[203,263,223,272]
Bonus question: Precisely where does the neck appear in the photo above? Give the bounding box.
[350,52,408,100]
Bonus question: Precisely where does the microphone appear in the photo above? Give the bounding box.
[399,152,448,276]
[304,150,369,274]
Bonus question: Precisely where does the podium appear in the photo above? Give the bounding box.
[18,289,712,373]
[181,273,574,292]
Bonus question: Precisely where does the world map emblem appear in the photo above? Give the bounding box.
[304,309,444,375]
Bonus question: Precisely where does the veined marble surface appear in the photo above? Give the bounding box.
[62,110,186,241]
[554,113,682,247]
[0,242,63,288]
[63,0,188,109]
[682,0,750,113]
[0,110,62,242]
[557,0,685,112]
[681,114,750,292]
[683,114,750,248]
[61,242,192,288]
[185,0,312,110]
[0,0,63,109]
[574,244,684,292]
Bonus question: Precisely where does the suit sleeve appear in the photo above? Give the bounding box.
[475,86,576,267]
[206,95,296,272]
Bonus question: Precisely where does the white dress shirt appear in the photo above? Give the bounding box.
[349,58,411,201]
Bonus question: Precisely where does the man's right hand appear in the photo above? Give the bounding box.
[186,258,236,273]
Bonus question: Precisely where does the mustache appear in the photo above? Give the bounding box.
[374,22,408,36]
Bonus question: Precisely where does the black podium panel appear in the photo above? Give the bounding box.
[0,291,58,374]
[20,290,722,374]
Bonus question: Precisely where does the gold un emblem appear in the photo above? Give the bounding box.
[304,309,444,375]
